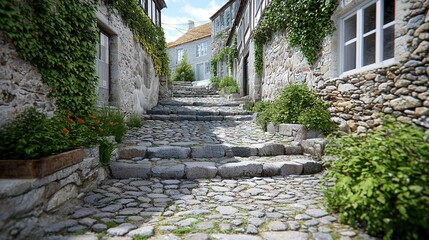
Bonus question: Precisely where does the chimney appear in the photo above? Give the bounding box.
[188,20,195,30]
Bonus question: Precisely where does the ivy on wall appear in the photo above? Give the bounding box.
[252,0,337,76]
[0,0,99,114]
[211,36,238,76]
[104,0,169,77]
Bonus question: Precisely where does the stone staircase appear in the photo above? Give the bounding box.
[172,81,218,97]
[109,83,325,180]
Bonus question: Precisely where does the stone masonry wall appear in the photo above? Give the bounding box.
[0,33,56,125]
[0,148,107,240]
[261,0,429,133]
[98,3,160,114]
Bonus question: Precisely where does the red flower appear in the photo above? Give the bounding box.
[93,119,100,124]
[67,118,74,124]
[77,118,85,124]
[62,128,70,135]
[88,114,96,119]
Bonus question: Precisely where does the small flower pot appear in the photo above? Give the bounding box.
[0,149,84,179]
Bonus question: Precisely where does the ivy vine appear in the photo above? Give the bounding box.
[0,0,99,114]
[211,36,238,76]
[103,0,169,77]
[252,0,337,76]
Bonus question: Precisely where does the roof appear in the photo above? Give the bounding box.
[167,22,212,48]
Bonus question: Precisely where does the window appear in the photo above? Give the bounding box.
[205,62,211,74]
[340,0,395,74]
[177,49,184,63]
[196,42,208,57]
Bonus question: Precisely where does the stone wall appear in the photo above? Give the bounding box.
[98,3,160,114]
[0,148,107,240]
[260,0,429,133]
[0,33,56,125]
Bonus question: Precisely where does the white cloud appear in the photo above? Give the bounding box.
[182,0,222,21]
[162,14,191,42]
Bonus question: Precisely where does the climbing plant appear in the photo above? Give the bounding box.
[211,36,238,76]
[103,0,169,77]
[0,0,99,114]
[252,0,337,76]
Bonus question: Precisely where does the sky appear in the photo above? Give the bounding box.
[162,0,228,43]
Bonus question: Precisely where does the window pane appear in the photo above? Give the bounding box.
[344,15,356,42]
[384,0,395,24]
[383,25,395,60]
[344,42,356,72]
[363,33,376,66]
[364,3,376,33]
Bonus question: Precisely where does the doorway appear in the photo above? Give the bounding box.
[96,31,110,106]
[243,54,249,96]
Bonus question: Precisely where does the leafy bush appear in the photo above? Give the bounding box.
[174,54,195,82]
[219,76,239,94]
[210,76,220,85]
[127,113,143,128]
[323,119,429,239]
[0,108,103,159]
[99,140,115,164]
[97,107,126,143]
[252,85,336,133]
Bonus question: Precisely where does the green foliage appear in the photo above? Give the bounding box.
[103,0,169,76]
[127,113,144,128]
[219,76,239,94]
[174,54,195,82]
[132,235,148,240]
[211,36,238,76]
[210,76,220,85]
[252,0,336,75]
[252,85,336,133]
[0,108,103,159]
[97,107,126,143]
[0,0,99,114]
[323,119,429,239]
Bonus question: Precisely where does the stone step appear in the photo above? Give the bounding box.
[173,94,220,98]
[159,100,242,107]
[109,155,323,179]
[146,107,253,117]
[142,114,256,121]
[117,140,325,160]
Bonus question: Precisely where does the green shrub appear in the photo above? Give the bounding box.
[252,85,336,133]
[0,108,103,159]
[99,140,115,164]
[323,118,429,239]
[219,76,239,94]
[210,76,220,85]
[97,107,126,143]
[174,54,195,82]
[127,113,143,128]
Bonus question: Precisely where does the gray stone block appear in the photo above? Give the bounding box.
[185,162,217,179]
[278,124,307,141]
[177,115,197,121]
[147,146,191,159]
[284,142,303,155]
[255,143,284,156]
[292,159,323,174]
[262,231,308,240]
[191,144,225,158]
[267,122,278,134]
[218,161,263,178]
[263,162,303,176]
[229,146,258,157]
[301,138,326,160]
[152,165,185,179]
[306,129,325,139]
[118,146,147,159]
[109,162,151,179]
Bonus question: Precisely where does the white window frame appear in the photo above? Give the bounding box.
[196,42,208,57]
[177,49,184,64]
[339,0,395,77]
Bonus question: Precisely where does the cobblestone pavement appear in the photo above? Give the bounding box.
[40,174,376,240]
[122,120,289,147]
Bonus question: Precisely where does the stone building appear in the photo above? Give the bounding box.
[167,22,213,83]
[225,0,429,133]
[0,0,167,125]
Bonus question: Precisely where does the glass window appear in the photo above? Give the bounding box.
[177,49,184,63]
[196,42,208,57]
[340,0,395,74]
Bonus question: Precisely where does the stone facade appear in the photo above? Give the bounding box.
[0,33,56,125]
[0,148,107,240]
[260,0,429,133]
[97,2,160,114]
[0,1,161,126]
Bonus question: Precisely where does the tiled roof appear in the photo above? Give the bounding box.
[167,22,212,48]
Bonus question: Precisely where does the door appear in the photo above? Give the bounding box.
[96,31,110,106]
[243,54,249,96]
[196,63,205,81]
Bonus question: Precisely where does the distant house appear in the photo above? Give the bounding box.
[167,22,212,82]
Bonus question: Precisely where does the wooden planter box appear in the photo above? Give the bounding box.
[0,149,84,179]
